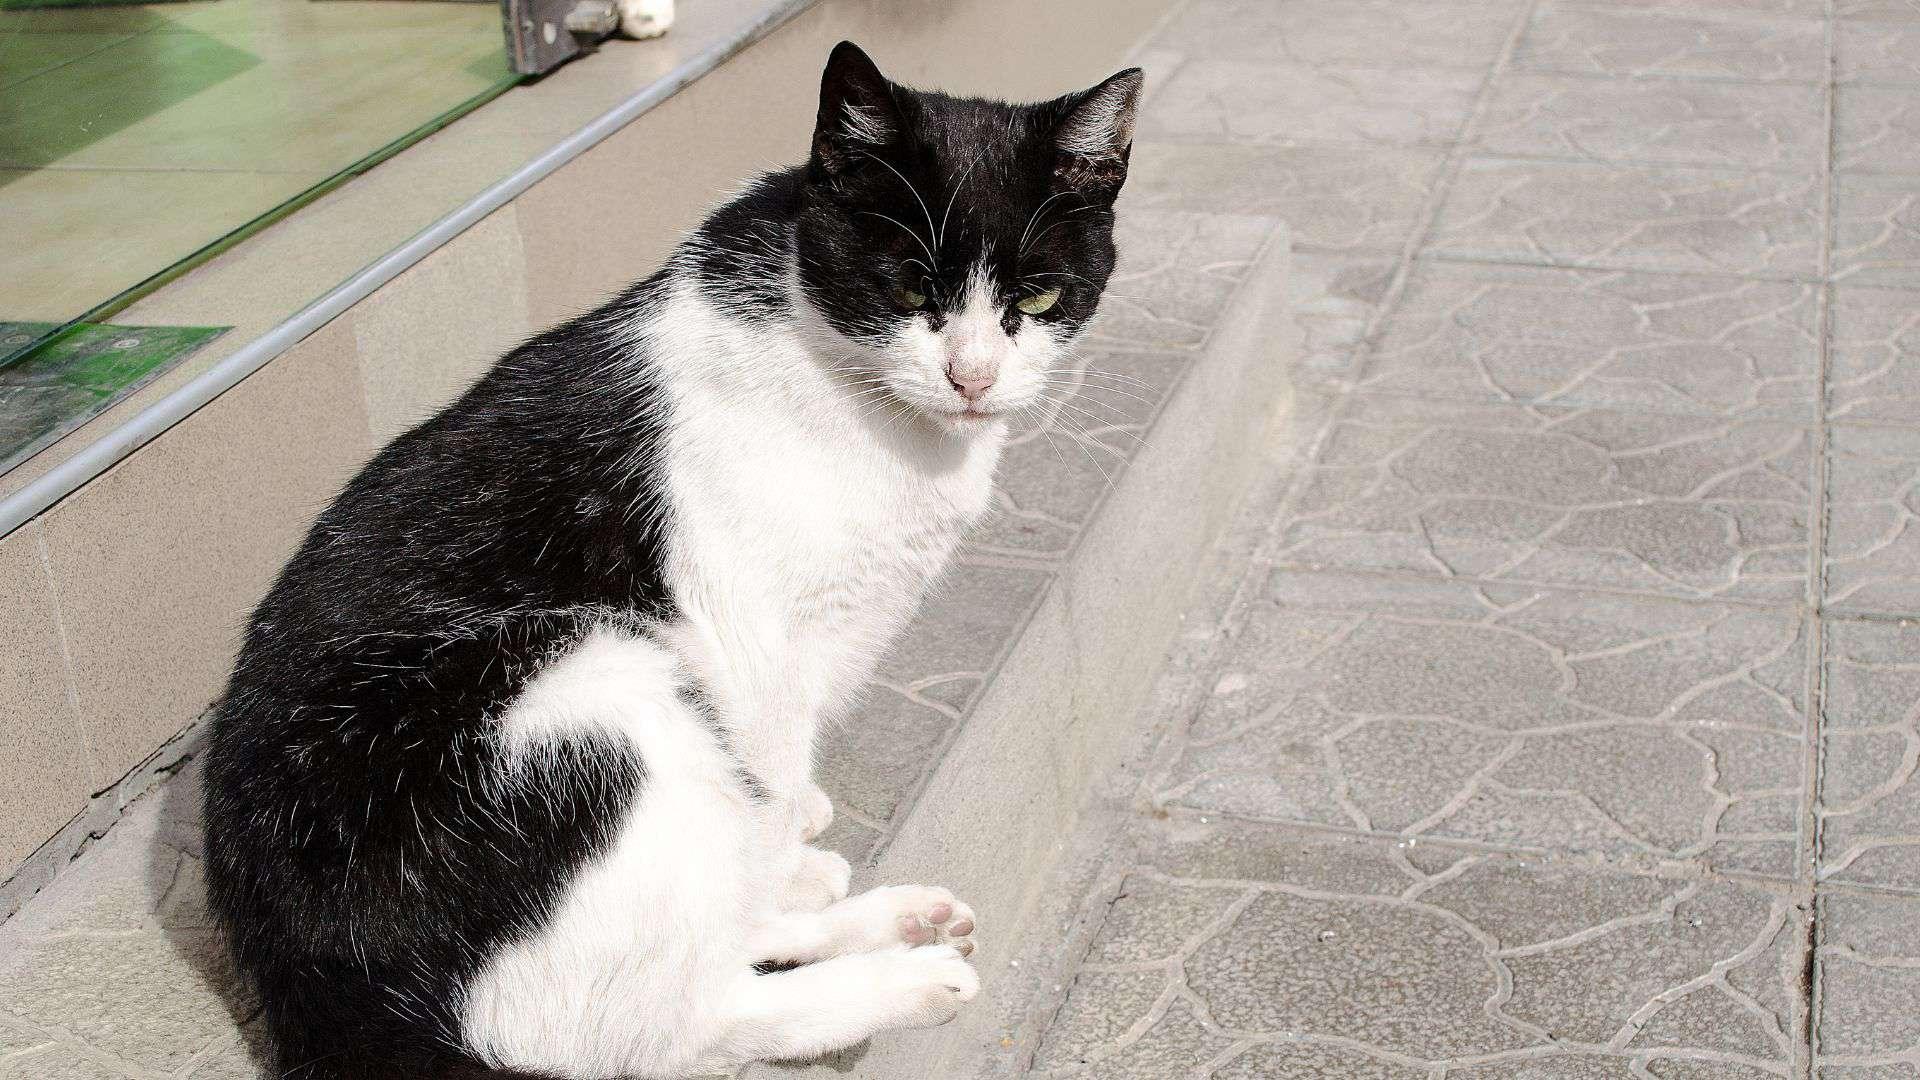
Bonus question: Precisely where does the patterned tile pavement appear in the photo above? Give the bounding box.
[1023,1,1920,1078]
[12,0,1920,1077]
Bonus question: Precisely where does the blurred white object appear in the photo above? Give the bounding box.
[616,0,674,38]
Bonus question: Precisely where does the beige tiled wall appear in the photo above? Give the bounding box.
[352,208,533,441]
[0,0,1176,879]
[0,525,92,872]
[35,316,372,790]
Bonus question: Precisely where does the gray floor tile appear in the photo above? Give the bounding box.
[1478,73,1826,171]
[1430,158,1824,278]
[1840,87,1920,175]
[1829,285,1920,424]
[1840,0,1920,16]
[1155,571,1808,874]
[1036,819,1804,1075]
[1516,5,1826,83]
[982,346,1198,561]
[1816,621,1920,892]
[1816,891,1920,1072]
[1267,396,1814,602]
[1125,142,1445,254]
[1148,0,1520,71]
[1139,60,1482,148]
[1826,425,1920,616]
[1085,209,1281,353]
[0,798,249,1075]
[1840,20,1920,85]
[1360,261,1821,419]
[1589,0,1827,10]
[1570,0,1822,12]
[1290,253,1399,387]
[1834,174,1920,288]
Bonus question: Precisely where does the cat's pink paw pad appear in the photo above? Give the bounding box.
[875,886,974,955]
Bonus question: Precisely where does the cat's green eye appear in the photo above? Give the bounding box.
[1017,288,1062,316]
[892,285,928,311]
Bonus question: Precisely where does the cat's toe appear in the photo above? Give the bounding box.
[874,886,975,953]
[884,944,979,1027]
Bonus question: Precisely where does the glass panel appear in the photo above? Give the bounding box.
[0,0,521,383]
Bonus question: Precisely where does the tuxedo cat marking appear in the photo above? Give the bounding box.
[203,41,1140,1080]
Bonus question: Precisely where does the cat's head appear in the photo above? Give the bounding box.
[795,41,1141,432]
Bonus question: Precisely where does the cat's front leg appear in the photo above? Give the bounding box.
[790,779,833,841]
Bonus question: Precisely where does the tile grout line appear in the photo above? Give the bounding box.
[1803,1,1841,1075]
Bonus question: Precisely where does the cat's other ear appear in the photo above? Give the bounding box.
[811,41,901,179]
[1053,68,1144,196]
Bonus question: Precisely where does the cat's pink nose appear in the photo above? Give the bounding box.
[946,365,995,402]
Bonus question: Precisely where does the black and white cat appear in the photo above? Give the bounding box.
[203,42,1140,1080]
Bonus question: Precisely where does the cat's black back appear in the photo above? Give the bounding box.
[203,269,685,1077]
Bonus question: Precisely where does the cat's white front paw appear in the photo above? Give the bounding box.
[614,0,673,39]
[779,845,851,913]
[864,944,980,1028]
[790,782,833,842]
[845,885,976,957]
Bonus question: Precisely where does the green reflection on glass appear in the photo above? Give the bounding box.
[0,320,226,471]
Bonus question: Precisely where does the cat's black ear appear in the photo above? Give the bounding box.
[811,41,901,179]
[1053,68,1144,195]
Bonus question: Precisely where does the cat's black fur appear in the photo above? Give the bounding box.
[204,41,1137,1080]
[205,294,666,1079]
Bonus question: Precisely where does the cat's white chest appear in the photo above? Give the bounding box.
[648,293,1001,726]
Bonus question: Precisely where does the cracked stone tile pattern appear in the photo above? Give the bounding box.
[1839,19,1920,85]
[1829,285,1920,423]
[1360,261,1821,418]
[1150,0,1521,71]
[1269,395,1814,602]
[1429,158,1824,278]
[1161,570,1809,877]
[1032,1,1920,1078]
[1834,174,1920,288]
[1826,424,1920,617]
[1478,74,1827,170]
[1140,60,1482,148]
[1838,86,1920,174]
[1127,142,1443,255]
[1818,620,1920,890]
[1817,891,1920,1073]
[1036,821,1806,1078]
[1515,5,1826,82]
[0,761,260,1078]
